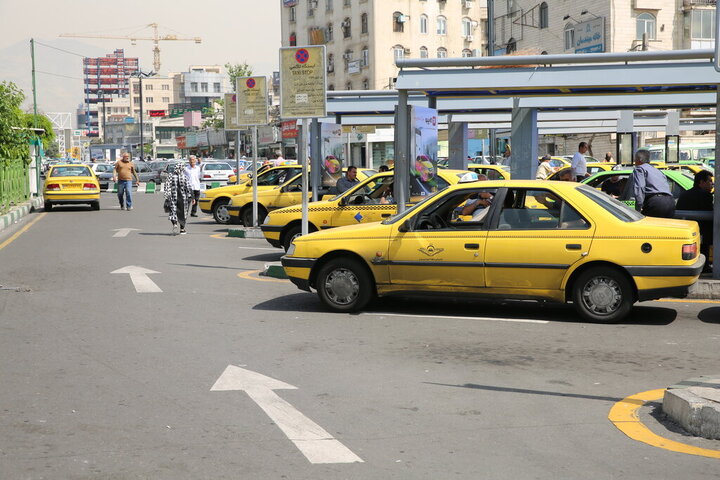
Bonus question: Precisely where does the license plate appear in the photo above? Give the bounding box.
[64,183,81,189]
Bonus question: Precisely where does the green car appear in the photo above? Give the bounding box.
[582,169,693,209]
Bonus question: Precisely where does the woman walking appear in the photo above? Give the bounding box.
[165,163,194,235]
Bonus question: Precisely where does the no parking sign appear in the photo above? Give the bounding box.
[236,76,269,126]
[279,46,326,119]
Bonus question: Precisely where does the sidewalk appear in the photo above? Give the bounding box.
[690,273,720,301]
[0,196,43,234]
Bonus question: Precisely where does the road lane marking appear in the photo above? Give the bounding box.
[608,389,720,459]
[237,270,288,283]
[363,312,548,324]
[111,266,162,293]
[211,365,363,464]
[112,228,140,238]
[0,212,46,252]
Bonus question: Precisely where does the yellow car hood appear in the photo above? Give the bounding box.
[296,220,391,244]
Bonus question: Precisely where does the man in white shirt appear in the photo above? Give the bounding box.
[571,142,589,182]
[184,155,202,217]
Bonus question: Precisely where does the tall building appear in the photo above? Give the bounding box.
[280,0,488,91]
[81,49,139,137]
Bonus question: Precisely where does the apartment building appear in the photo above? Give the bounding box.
[280,0,488,90]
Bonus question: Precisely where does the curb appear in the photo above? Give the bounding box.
[227,227,265,239]
[663,376,720,440]
[687,279,720,300]
[0,196,43,234]
[261,262,288,279]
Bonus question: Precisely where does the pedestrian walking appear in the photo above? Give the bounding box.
[113,152,139,210]
[632,149,675,218]
[571,142,589,182]
[185,155,202,217]
[165,162,194,235]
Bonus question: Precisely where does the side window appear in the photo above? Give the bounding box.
[496,189,589,230]
[285,176,302,192]
[486,169,504,180]
[413,188,498,231]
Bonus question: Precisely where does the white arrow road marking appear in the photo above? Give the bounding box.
[363,313,548,324]
[110,266,162,293]
[112,228,140,238]
[211,365,363,464]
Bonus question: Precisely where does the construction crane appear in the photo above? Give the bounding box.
[60,23,201,72]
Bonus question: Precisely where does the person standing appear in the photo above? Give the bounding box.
[165,163,194,235]
[184,155,202,217]
[632,149,675,218]
[676,170,714,271]
[336,165,359,193]
[535,155,555,180]
[604,151,615,163]
[571,142,589,182]
[113,152,139,210]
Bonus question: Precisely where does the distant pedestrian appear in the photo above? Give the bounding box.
[571,142,589,182]
[378,165,390,172]
[113,152,139,210]
[536,155,555,180]
[632,149,675,218]
[677,170,714,271]
[604,151,615,163]
[185,155,202,217]
[165,162,194,235]
[336,165,359,193]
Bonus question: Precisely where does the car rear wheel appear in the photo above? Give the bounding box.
[91,201,100,211]
[316,258,374,312]
[44,202,52,211]
[212,198,231,224]
[572,267,633,323]
[283,225,306,252]
[241,205,267,227]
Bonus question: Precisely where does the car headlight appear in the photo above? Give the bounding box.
[263,214,271,225]
[200,192,207,199]
[286,243,296,256]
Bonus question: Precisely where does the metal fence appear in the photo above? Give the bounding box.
[0,159,30,214]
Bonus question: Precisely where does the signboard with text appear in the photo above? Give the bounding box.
[574,17,605,54]
[223,93,242,130]
[282,120,299,138]
[280,45,327,119]
[236,76,269,126]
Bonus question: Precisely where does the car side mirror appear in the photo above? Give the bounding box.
[398,219,412,233]
[338,197,347,207]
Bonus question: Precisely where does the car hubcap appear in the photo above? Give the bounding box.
[582,276,622,315]
[216,205,230,222]
[324,268,359,305]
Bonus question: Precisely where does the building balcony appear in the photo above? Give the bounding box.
[683,0,716,6]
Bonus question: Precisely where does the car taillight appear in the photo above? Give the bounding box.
[682,243,697,260]
[46,183,60,191]
[203,174,211,179]
[83,183,96,190]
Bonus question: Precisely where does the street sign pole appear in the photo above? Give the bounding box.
[252,125,258,226]
[300,119,309,235]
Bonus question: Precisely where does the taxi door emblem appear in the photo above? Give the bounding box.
[419,244,444,257]
[354,212,363,222]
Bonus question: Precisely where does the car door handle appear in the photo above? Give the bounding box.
[566,244,582,250]
[381,213,391,218]
[465,243,480,250]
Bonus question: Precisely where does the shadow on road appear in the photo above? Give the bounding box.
[698,307,720,324]
[168,263,253,271]
[241,252,284,262]
[423,382,624,403]
[253,293,331,313]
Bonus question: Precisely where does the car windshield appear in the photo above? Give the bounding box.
[51,166,91,177]
[381,189,445,225]
[577,184,644,222]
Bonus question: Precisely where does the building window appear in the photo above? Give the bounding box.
[506,37,517,54]
[437,16,447,35]
[214,82,221,93]
[539,2,548,29]
[133,85,140,94]
[393,12,405,33]
[162,84,170,90]
[437,47,447,58]
[361,46,369,66]
[346,81,353,90]
[462,49,473,57]
[420,46,428,58]
[145,84,153,90]
[361,13,368,34]
[420,14,428,34]
[308,1,315,17]
[201,83,208,92]
[344,0,350,6]
[690,9,715,40]
[133,96,140,103]
[342,18,351,38]
[328,84,335,91]
[290,32,297,46]
[462,17,472,37]
[327,53,335,73]
[326,23,333,41]
[636,13,656,40]
[393,45,406,61]
[344,49,353,70]
[145,97,153,103]
[564,24,574,50]
[362,78,369,90]
[289,6,296,22]
[190,82,198,92]
[326,0,333,12]
[162,97,170,102]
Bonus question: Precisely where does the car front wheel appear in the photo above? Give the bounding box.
[241,206,267,227]
[212,198,231,224]
[316,258,375,312]
[572,267,633,323]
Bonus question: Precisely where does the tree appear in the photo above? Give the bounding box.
[23,113,56,153]
[0,81,30,160]
[225,62,253,91]
[45,141,60,158]
[202,97,225,129]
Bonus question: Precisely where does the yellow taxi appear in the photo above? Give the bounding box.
[262,169,471,251]
[281,180,704,323]
[199,165,302,224]
[43,164,101,211]
[227,168,377,227]
[468,164,510,180]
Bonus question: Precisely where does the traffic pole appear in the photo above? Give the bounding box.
[300,118,309,235]
[30,38,40,195]
[252,126,258,226]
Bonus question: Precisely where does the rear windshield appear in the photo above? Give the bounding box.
[577,184,644,222]
[205,163,233,171]
[51,166,91,177]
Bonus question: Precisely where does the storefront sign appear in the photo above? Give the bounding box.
[341,125,376,134]
[280,46,326,119]
[176,135,187,149]
[282,120,299,139]
[148,110,166,117]
[575,17,605,54]
[236,76,269,126]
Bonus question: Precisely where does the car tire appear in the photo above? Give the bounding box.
[44,202,52,211]
[241,205,267,227]
[283,225,304,252]
[212,198,231,224]
[316,257,375,312]
[572,266,633,323]
[91,201,100,211]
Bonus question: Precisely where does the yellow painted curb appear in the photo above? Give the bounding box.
[211,233,230,239]
[237,270,289,284]
[608,388,720,459]
[0,213,47,251]
[656,299,720,305]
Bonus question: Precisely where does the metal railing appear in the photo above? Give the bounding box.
[0,159,30,215]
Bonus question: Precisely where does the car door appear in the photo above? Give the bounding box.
[268,175,305,210]
[386,187,495,289]
[484,187,594,292]
[328,176,397,227]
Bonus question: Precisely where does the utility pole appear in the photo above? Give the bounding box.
[139,76,144,159]
[30,38,40,194]
[487,1,497,161]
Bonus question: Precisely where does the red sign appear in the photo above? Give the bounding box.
[176,135,187,149]
[281,120,298,139]
[148,110,166,117]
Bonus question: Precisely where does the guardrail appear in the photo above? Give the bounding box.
[0,158,30,215]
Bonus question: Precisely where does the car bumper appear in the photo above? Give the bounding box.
[45,192,100,202]
[199,198,213,213]
[261,225,282,243]
[227,206,241,218]
[629,255,706,301]
[280,256,316,292]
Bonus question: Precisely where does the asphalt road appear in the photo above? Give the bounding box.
[1,192,719,479]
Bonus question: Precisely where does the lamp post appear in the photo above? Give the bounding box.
[131,70,155,159]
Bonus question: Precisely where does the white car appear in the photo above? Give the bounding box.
[200,162,236,186]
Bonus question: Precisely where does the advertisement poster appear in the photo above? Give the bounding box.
[320,123,344,188]
[236,76,269,126]
[279,46,327,119]
[409,106,439,199]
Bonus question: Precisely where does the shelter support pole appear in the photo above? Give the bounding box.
[395,90,410,212]
[310,119,321,202]
[665,111,680,164]
[509,99,537,180]
[713,89,719,279]
[428,96,437,109]
[448,118,468,170]
[616,111,635,165]
[300,118,310,236]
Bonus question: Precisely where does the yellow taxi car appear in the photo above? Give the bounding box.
[281,180,704,323]
[43,164,101,211]
[227,168,376,227]
[199,165,302,224]
[468,164,510,180]
[262,169,471,251]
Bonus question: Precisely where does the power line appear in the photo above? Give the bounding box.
[37,70,84,81]
[34,40,88,58]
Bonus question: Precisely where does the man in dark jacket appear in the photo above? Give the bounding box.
[676,170,714,271]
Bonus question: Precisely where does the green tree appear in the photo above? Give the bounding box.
[225,62,253,91]
[45,141,60,158]
[0,81,30,159]
[23,113,56,153]
[202,97,225,129]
